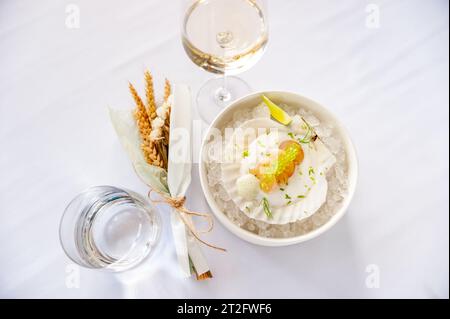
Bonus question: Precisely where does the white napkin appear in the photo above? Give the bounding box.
[168,85,209,277]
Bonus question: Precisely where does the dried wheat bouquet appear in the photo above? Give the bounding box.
[109,70,222,280]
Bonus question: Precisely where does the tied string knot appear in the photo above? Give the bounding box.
[148,189,226,252]
[170,196,186,209]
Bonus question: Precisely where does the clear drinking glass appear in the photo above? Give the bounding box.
[59,186,161,272]
[181,0,269,123]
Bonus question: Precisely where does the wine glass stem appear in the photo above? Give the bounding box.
[214,73,231,103]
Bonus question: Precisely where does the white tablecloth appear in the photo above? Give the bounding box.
[0,0,448,299]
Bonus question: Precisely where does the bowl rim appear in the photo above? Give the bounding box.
[199,90,358,246]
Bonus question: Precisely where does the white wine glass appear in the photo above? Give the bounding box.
[181,0,269,123]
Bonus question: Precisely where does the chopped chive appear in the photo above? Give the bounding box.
[262,197,272,219]
[297,119,317,144]
[285,193,291,199]
[243,150,249,157]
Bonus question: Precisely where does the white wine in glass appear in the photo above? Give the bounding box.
[181,0,268,123]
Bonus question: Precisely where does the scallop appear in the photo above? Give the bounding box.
[221,117,336,224]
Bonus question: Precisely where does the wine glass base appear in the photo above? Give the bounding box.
[197,76,251,124]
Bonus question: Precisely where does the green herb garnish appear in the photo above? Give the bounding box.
[308,167,316,183]
[297,195,305,199]
[297,119,317,144]
[262,197,272,219]
[288,132,295,139]
[243,150,249,158]
[285,193,291,199]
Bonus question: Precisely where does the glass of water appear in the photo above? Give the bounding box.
[59,186,161,272]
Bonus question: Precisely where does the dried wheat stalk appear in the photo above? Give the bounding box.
[164,78,171,102]
[162,79,172,146]
[144,70,157,121]
[129,82,164,168]
[129,71,173,170]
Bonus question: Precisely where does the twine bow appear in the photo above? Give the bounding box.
[148,189,226,252]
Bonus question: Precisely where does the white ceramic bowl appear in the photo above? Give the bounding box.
[199,91,358,246]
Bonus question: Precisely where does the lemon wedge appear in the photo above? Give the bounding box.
[261,95,292,125]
